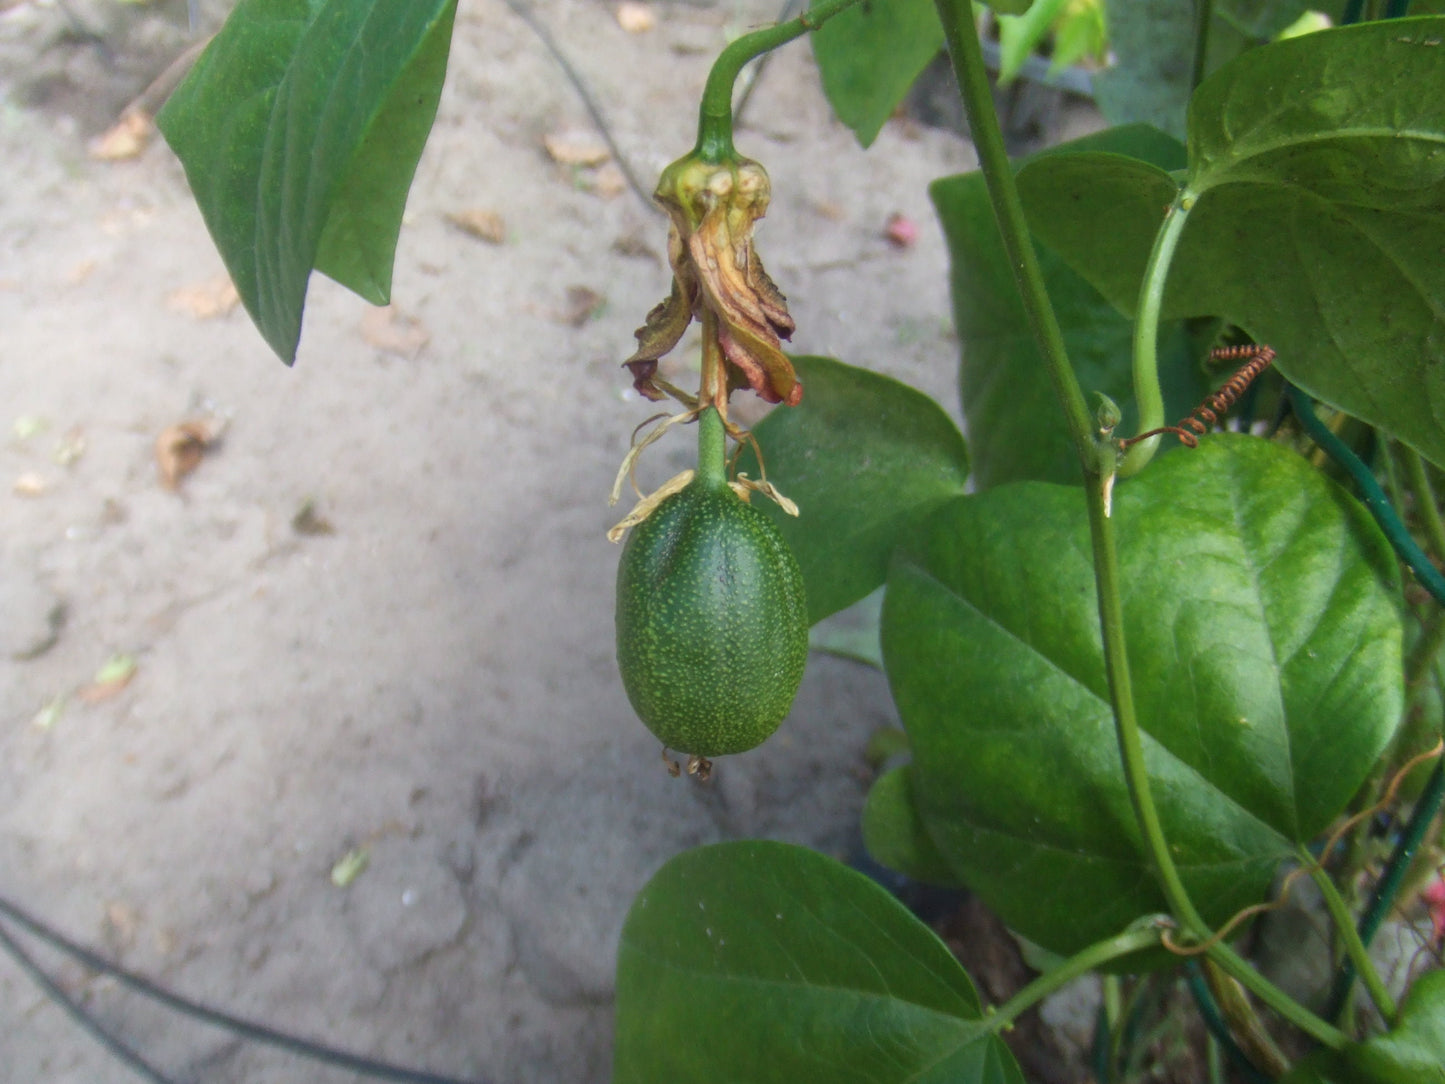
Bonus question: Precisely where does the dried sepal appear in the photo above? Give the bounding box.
[731,473,799,517]
[608,470,695,543]
[609,409,700,507]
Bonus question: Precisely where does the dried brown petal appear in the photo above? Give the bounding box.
[622,277,695,398]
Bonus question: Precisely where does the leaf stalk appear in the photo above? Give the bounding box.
[1300,844,1398,1025]
[958,925,1164,1044]
[1120,189,1194,476]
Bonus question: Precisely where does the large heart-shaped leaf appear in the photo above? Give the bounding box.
[158,0,458,362]
[881,436,1402,953]
[1020,18,1445,466]
[1282,970,1445,1083]
[614,840,1024,1084]
[810,0,944,149]
[933,125,1209,488]
[736,356,969,624]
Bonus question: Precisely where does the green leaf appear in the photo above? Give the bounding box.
[1094,0,1320,139]
[882,436,1403,954]
[1022,18,1445,467]
[1014,152,1178,317]
[863,766,965,888]
[1282,970,1445,1083]
[614,840,1024,1084]
[157,0,458,362]
[932,125,1207,488]
[996,0,1068,84]
[810,0,944,148]
[737,356,969,624]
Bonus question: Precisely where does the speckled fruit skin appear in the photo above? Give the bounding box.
[615,476,808,758]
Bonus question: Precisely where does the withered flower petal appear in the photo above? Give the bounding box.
[623,272,695,400]
[621,153,802,410]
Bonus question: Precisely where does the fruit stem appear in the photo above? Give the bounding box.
[694,0,868,162]
[696,406,728,490]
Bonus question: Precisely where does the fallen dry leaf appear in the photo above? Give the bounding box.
[155,417,224,490]
[611,232,660,262]
[89,110,154,161]
[79,653,138,703]
[559,285,605,327]
[292,498,336,537]
[166,274,240,319]
[543,130,611,167]
[102,900,140,952]
[446,208,508,244]
[360,304,430,358]
[616,1,656,32]
[13,472,46,497]
[584,161,628,200]
[53,427,86,467]
[67,259,98,285]
[330,846,370,887]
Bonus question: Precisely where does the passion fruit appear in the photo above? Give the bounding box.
[615,447,808,759]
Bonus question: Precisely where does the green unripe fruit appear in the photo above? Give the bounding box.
[615,472,808,759]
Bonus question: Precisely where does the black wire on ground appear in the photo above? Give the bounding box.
[501,0,658,211]
[0,894,488,1084]
[0,918,180,1084]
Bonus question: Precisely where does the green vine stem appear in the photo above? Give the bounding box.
[935,0,1209,947]
[931,3,1355,1055]
[693,0,867,162]
[957,925,1164,1045]
[1300,844,1398,1025]
[1119,189,1194,477]
[932,0,1098,472]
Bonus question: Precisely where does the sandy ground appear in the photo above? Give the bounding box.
[0,1,999,1080]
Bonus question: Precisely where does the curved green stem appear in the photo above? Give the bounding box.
[1120,189,1194,477]
[1300,844,1398,1025]
[958,925,1163,1044]
[694,0,867,161]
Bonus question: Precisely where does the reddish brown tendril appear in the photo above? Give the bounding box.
[1120,344,1277,451]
